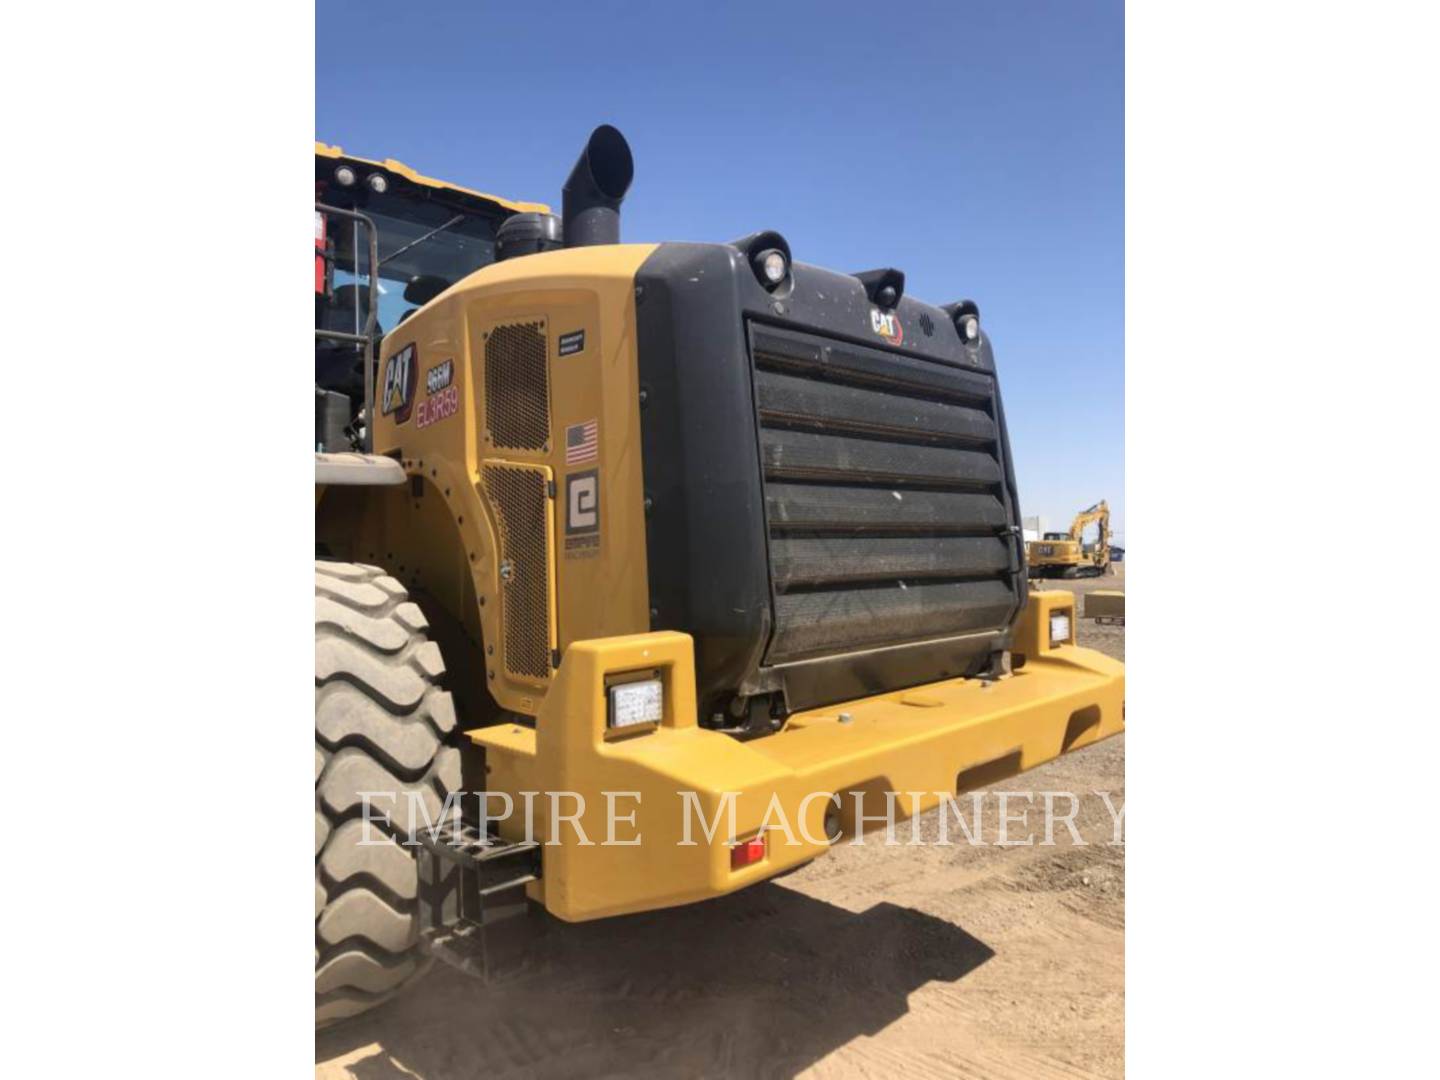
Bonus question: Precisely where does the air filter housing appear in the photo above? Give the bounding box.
[496,212,563,261]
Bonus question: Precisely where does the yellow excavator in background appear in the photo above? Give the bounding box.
[1027,500,1112,578]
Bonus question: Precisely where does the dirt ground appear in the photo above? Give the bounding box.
[318,567,1125,1079]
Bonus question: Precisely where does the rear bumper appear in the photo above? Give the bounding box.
[471,590,1121,921]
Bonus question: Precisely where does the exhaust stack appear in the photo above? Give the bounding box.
[562,125,634,248]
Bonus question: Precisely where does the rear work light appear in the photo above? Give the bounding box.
[730,834,766,871]
[756,248,788,286]
[608,677,663,729]
[1049,611,1072,647]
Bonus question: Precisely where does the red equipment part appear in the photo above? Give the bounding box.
[315,210,327,295]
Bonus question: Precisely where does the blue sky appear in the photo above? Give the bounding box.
[317,0,1123,541]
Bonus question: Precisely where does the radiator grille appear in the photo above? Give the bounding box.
[750,325,1020,665]
[482,463,553,680]
[484,321,550,450]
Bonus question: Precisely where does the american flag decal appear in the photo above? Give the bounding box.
[565,419,598,465]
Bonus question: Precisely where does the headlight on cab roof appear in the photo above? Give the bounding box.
[608,675,663,730]
[753,247,789,288]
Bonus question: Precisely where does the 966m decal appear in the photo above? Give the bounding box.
[425,358,453,394]
[415,358,458,429]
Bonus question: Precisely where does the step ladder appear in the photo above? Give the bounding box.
[413,817,544,979]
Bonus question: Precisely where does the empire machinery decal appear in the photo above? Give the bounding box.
[380,343,419,424]
[564,468,600,558]
[415,358,457,429]
[869,307,904,346]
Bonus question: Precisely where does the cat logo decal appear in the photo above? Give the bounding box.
[869,307,903,346]
[380,343,418,424]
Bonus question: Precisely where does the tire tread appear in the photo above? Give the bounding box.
[314,560,456,1027]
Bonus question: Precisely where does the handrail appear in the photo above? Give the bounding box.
[315,203,380,451]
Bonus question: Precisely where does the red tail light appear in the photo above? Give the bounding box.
[730,835,766,870]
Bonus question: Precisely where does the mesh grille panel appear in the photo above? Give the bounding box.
[483,464,552,680]
[484,321,550,450]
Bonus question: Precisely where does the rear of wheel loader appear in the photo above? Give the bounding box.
[314,126,1124,1022]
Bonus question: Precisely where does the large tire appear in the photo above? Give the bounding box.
[315,560,460,1027]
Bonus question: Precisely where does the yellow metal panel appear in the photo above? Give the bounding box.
[1012,589,1078,657]
[365,243,657,717]
[315,141,549,215]
[472,617,1123,923]
[473,632,822,919]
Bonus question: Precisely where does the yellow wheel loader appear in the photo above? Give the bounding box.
[1026,500,1112,579]
[314,126,1124,1024]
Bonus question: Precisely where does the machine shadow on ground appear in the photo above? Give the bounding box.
[316,882,995,1079]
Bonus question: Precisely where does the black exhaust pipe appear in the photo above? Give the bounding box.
[562,125,634,248]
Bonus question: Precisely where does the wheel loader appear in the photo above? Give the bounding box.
[1026,500,1112,579]
[314,126,1125,1024]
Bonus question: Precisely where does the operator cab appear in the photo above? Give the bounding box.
[314,144,541,450]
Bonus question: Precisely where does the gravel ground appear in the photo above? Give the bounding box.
[318,567,1126,1079]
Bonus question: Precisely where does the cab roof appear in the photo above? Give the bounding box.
[315,141,550,217]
